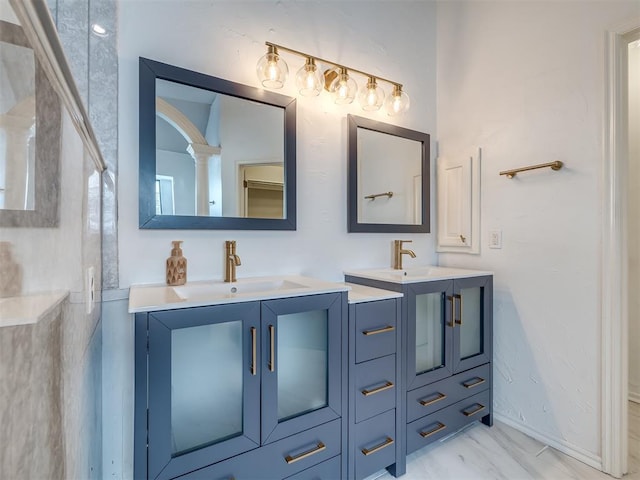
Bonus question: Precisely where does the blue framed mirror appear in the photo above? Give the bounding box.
[347,114,430,233]
[139,57,296,230]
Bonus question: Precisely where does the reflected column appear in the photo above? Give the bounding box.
[187,143,221,216]
[0,112,35,210]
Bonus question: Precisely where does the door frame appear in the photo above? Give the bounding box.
[602,18,640,478]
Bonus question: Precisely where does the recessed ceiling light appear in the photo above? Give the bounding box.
[91,23,108,37]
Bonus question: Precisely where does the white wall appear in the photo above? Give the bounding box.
[629,39,640,404]
[118,1,437,288]
[437,0,639,466]
[105,2,437,478]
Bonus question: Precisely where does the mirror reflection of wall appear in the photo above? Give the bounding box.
[348,114,430,233]
[0,19,36,211]
[357,128,422,225]
[155,79,285,219]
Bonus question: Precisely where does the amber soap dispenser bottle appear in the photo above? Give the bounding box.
[166,240,187,286]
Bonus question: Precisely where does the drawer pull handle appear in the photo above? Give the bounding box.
[250,327,257,376]
[447,295,456,327]
[268,324,275,372]
[462,377,486,389]
[463,403,486,417]
[362,325,395,336]
[284,441,326,464]
[361,437,394,456]
[362,381,394,396]
[419,422,446,438]
[419,392,447,407]
[454,293,463,325]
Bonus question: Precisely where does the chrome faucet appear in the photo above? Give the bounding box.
[224,240,241,282]
[393,240,416,270]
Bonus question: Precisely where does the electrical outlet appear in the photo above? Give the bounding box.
[489,230,503,249]
[85,266,95,314]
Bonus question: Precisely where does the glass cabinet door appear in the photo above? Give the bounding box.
[146,302,261,480]
[261,293,343,444]
[452,276,492,372]
[406,280,454,390]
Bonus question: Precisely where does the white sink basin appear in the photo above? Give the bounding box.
[172,278,307,300]
[128,275,349,313]
[344,266,492,284]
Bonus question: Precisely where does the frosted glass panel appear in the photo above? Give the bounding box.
[415,292,444,374]
[460,287,482,359]
[171,321,243,455]
[277,309,328,421]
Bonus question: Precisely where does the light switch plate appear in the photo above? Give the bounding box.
[489,230,503,249]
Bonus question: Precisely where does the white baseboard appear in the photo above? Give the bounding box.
[630,391,640,404]
[494,413,603,472]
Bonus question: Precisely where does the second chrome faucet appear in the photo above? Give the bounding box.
[225,240,241,282]
[393,240,416,270]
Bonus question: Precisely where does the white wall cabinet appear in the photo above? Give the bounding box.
[436,149,480,254]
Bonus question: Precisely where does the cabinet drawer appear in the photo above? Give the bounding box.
[355,409,396,480]
[355,355,396,423]
[355,300,397,363]
[407,389,491,455]
[177,420,341,480]
[284,455,341,480]
[407,363,491,422]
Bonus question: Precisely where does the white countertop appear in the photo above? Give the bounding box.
[346,283,403,304]
[129,275,350,313]
[344,265,493,284]
[0,291,69,328]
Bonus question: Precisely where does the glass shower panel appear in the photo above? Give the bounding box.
[459,287,482,359]
[277,309,328,422]
[415,292,444,374]
[170,321,243,456]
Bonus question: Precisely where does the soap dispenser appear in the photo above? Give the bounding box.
[166,241,187,286]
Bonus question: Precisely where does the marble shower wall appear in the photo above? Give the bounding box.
[0,6,104,474]
[49,0,119,290]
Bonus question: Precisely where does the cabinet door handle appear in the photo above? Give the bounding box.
[268,324,275,372]
[284,441,326,464]
[419,422,446,438]
[447,295,456,327]
[250,327,257,376]
[463,403,486,417]
[362,325,395,336]
[361,381,394,396]
[418,392,447,407]
[361,437,394,456]
[454,293,463,325]
[462,377,486,389]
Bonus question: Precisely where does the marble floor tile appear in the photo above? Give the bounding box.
[369,405,640,480]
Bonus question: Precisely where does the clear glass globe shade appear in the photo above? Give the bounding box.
[295,63,322,96]
[384,89,410,116]
[358,81,385,111]
[256,52,288,89]
[330,72,357,105]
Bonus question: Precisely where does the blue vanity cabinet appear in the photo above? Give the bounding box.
[260,294,344,445]
[344,272,493,459]
[346,291,404,480]
[134,292,347,480]
[406,275,492,390]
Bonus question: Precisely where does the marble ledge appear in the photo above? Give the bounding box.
[346,283,403,304]
[0,291,68,328]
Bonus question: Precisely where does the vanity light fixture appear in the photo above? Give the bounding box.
[358,77,385,111]
[256,44,289,88]
[384,84,410,116]
[256,42,409,114]
[295,57,323,96]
